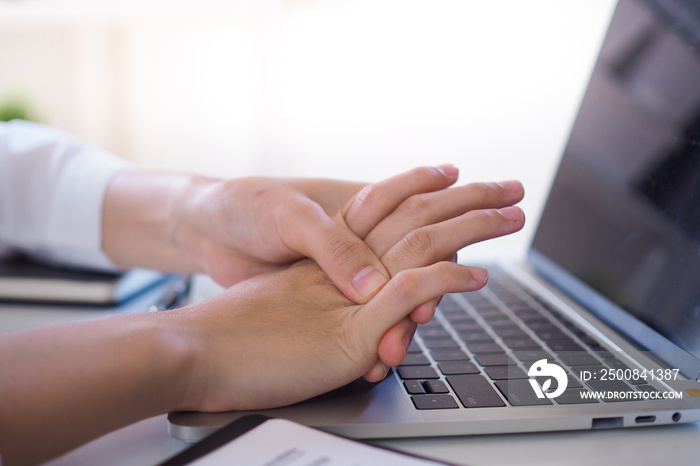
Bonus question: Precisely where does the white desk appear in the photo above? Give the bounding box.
[41,413,700,466]
[2,277,699,466]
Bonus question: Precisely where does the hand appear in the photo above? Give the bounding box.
[170,258,487,411]
[340,172,525,380]
[169,203,522,414]
[103,167,460,304]
[179,171,457,302]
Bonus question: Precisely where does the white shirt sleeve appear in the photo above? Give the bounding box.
[0,120,135,271]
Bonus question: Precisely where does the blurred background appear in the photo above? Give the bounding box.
[0,0,616,259]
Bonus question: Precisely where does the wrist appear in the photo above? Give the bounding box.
[102,172,217,273]
[142,311,205,413]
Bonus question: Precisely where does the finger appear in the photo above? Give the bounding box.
[409,299,438,324]
[344,165,459,239]
[363,360,389,383]
[277,198,390,303]
[364,318,417,382]
[364,180,524,257]
[379,318,417,367]
[406,252,458,324]
[380,206,525,276]
[359,262,488,341]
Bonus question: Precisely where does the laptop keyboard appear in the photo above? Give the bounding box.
[398,267,657,409]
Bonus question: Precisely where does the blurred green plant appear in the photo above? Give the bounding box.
[0,95,34,122]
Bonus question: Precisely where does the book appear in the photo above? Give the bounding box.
[0,256,166,305]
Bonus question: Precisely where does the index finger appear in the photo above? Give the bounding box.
[364,180,524,257]
[343,165,459,239]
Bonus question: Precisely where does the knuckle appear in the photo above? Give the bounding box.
[401,228,435,257]
[466,181,494,203]
[356,184,386,207]
[473,208,513,232]
[390,269,420,300]
[397,193,430,218]
[325,233,365,267]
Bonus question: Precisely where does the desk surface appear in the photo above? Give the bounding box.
[41,413,700,466]
[2,277,699,466]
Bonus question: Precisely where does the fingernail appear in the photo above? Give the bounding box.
[402,334,412,357]
[498,180,522,192]
[352,267,388,299]
[499,206,524,222]
[437,164,459,179]
[379,362,389,379]
[471,267,488,284]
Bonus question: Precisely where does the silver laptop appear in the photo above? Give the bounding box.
[169,0,700,442]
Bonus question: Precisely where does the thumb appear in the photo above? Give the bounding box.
[315,221,390,303]
[280,198,389,303]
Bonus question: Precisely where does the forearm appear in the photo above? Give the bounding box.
[0,312,197,466]
[102,171,215,273]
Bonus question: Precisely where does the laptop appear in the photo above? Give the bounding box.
[169,0,700,442]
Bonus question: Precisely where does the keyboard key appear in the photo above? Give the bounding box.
[536,331,571,342]
[489,320,518,328]
[484,366,528,380]
[474,353,516,366]
[423,379,450,394]
[558,352,602,366]
[514,312,545,321]
[457,332,495,343]
[404,380,426,394]
[578,335,600,347]
[528,321,559,331]
[447,374,507,408]
[481,315,510,324]
[407,341,423,354]
[502,338,542,350]
[495,380,553,406]
[535,374,582,390]
[519,318,552,329]
[547,341,585,352]
[397,366,440,380]
[430,349,470,361]
[442,313,475,323]
[418,327,450,339]
[438,361,480,375]
[554,389,599,404]
[412,394,459,410]
[513,350,553,362]
[492,327,529,339]
[451,322,484,332]
[422,338,460,349]
[467,342,504,354]
[603,357,630,371]
[399,354,431,366]
[473,306,501,316]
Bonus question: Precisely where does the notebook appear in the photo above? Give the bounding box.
[0,255,166,305]
[168,0,700,441]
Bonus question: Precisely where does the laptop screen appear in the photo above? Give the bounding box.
[530,0,700,368]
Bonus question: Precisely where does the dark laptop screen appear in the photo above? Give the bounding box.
[531,0,700,356]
